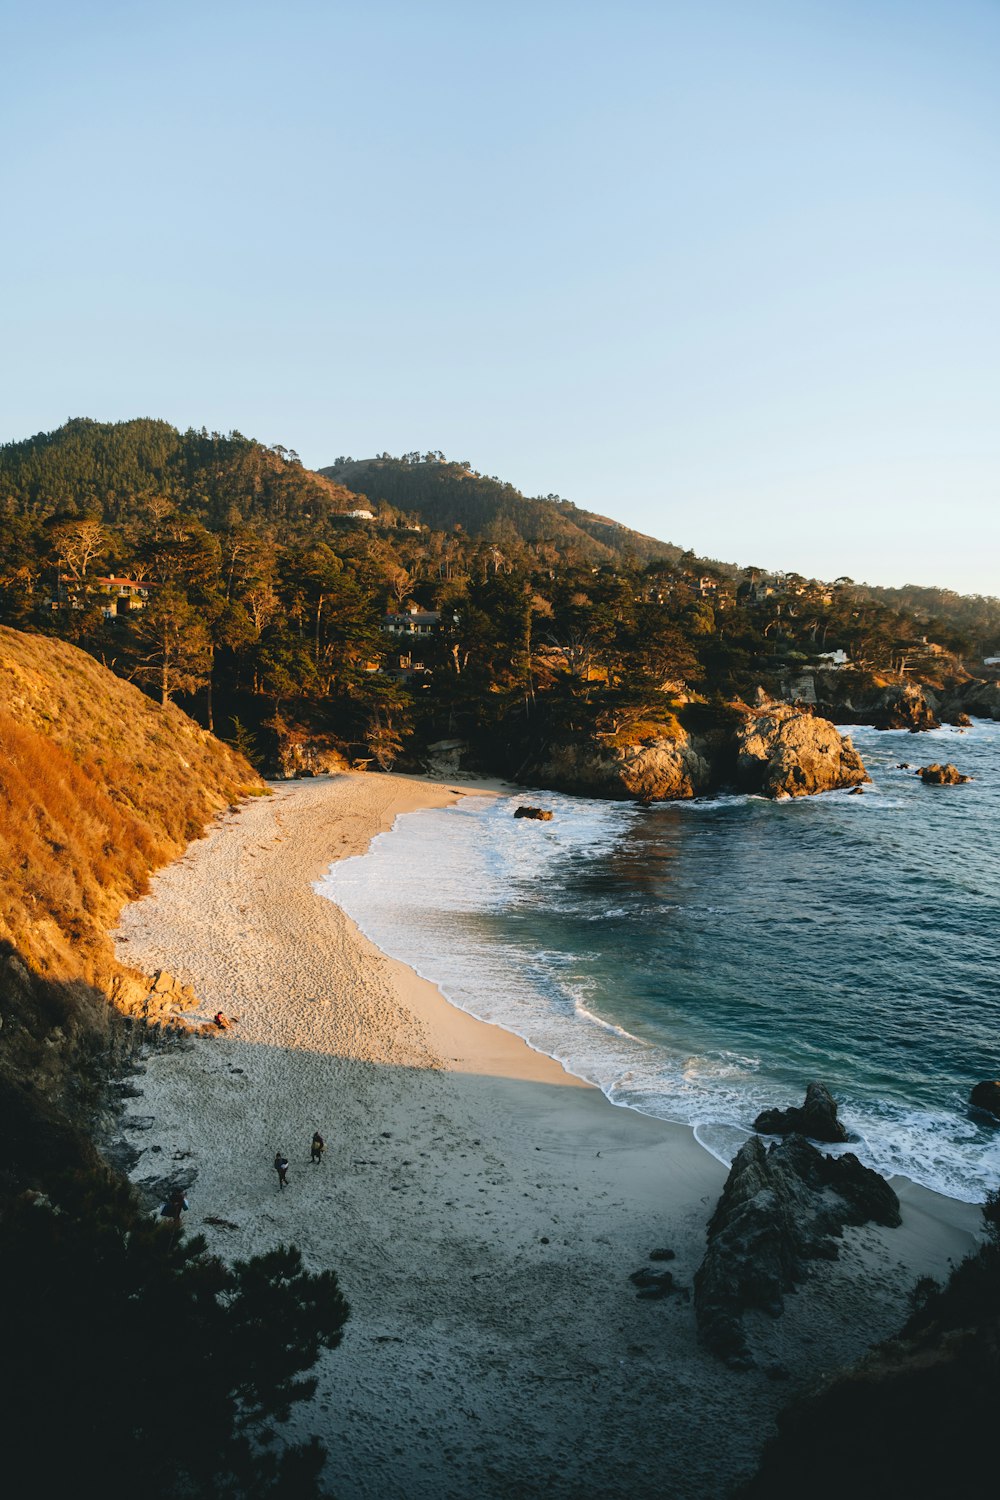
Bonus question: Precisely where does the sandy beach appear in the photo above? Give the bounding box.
[113,772,982,1500]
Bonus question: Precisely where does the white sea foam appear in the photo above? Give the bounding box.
[318,770,1000,1205]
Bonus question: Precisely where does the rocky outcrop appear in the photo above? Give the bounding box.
[531,729,712,802]
[753,1082,850,1143]
[513,805,553,821]
[970,1081,1000,1120]
[422,738,468,777]
[916,762,971,785]
[734,702,869,798]
[108,967,201,1026]
[809,669,985,731]
[629,1267,686,1300]
[868,683,940,732]
[527,703,868,803]
[694,1134,900,1366]
[274,737,351,778]
[941,679,1000,722]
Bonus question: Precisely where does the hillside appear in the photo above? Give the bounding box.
[321,453,684,566]
[0,625,262,1186]
[0,415,358,529]
[0,418,997,793]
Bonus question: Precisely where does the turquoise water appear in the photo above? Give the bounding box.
[318,721,1000,1203]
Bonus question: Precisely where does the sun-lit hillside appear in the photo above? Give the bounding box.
[0,625,262,978]
[0,626,262,1191]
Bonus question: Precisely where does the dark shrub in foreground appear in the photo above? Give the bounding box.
[0,1170,349,1498]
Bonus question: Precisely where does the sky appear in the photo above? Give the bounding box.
[1,0,998,593]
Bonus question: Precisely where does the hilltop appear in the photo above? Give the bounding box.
[320,453,684,567]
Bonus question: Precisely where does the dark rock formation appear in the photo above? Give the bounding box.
[941,679,1000,722]
[513,805,553,820]
[133,1165,198,1212]
[422,738,468,777]
[869,683,940,732]
[970,1081,1000,1120]
[916,762,971,785]
[753,1082,850,1143]
[694,1134,900,1366]
[734,702,869,798]
[807,668,993,734]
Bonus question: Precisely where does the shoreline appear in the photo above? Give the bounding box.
[113,771,981,1500]
[316,771,992,1208]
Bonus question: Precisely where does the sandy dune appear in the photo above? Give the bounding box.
[114,773,981,1500]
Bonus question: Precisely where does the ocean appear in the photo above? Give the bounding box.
[317,720,1000,1204]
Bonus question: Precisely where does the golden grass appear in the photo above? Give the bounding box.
[0,626,263,988]
[605,711,684,748]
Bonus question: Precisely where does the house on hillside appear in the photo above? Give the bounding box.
[46,574,153,618]
[383,602,442,638]
[94,576,154,617]
[737,579,776,606]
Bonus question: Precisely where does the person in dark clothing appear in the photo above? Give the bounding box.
[310,1132,325,1164]
[274,1151,290,1188]
[162,1188,188,1223]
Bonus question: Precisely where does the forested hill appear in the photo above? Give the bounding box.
[2,416,999,783]
[320,454,684,567]
[0,416,358,528]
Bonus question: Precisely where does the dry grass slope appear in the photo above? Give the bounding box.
[0,626,264,1165]
[0,625,263,981]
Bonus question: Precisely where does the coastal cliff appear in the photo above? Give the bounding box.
[794,667,999,732]
[530,724,713,801]
[733,701,868,797]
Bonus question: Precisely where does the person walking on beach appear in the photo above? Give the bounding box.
[162,1187,188,1224]
[274,1151,290,1189]
[310,1131,325,1165]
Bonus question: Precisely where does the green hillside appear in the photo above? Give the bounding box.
[320,454,684,567]
[1,417,997,785]
[0,416,357,529]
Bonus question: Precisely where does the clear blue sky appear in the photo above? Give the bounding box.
[2,1,998,593]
